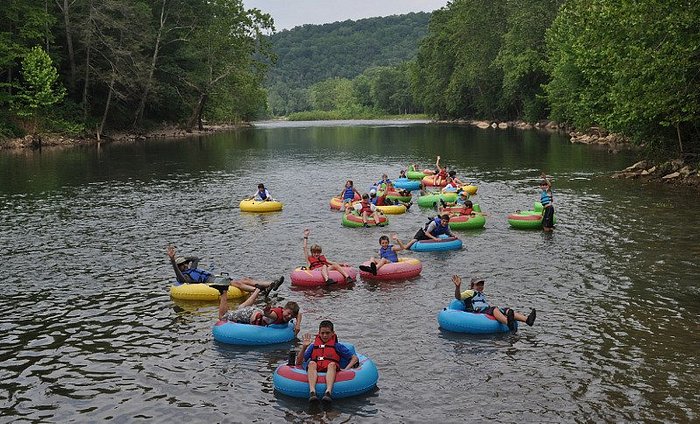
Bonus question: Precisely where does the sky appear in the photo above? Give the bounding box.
[242,0,449,31]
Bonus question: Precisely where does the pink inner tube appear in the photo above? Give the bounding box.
[358,258,422,281]
[330,193,361,210]
[290,266,358,287]
[422,169,435,175]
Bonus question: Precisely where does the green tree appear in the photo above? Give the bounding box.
[545,0,700,153]
[14,46,66,131]
[180,0,274,129]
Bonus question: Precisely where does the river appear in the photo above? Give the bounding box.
[0,120,698,423]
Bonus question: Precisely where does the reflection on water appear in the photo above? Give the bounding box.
[1,121,698,422]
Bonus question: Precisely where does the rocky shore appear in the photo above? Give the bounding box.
[440,119,699,189]
[612,159,700,187]
[0,123,246,149]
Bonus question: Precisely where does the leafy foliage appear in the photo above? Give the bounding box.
[265,12,430,115]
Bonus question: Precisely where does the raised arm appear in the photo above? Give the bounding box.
[391,234,406,251]
[303,229,310,259]
[296,333,312,365]
[435,155,442,171]
[453,275,462,300]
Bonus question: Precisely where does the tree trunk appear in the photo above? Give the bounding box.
[187,93,207,131]
[99,75,115,139]
[81,0,93,119]
[133,0,166,128]
[57,0,77,92]
[676,123,684,154]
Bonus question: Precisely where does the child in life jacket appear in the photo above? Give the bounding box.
[211,284,301,336]
[167,245,284,295]
[452,275,536,331]
[448,170,465,187]
[434,155,448,186]
[296,320,358,402]
[338,180,361,213]
[352,193,384,227]
[539,172,554,232]
[405,214,458,249]
[249,183,272,201]
[359,234,406,275]
[303,229,355,284]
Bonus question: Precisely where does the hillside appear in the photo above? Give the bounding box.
[265,12,430,114]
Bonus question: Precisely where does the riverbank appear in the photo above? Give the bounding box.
[439,118,700,188]
[0,123,248,150]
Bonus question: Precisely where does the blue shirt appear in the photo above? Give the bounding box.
[303,341,354,368]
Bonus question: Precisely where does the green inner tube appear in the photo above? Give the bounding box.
[448,214,486,230]
[341,213,389,228]
[417,192,458,207]
[507,203,555,229]
[406,170,426,180]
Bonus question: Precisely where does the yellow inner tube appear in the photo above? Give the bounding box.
[375,204,407,214]
[170,283,247,301]
[461,185,478,195]
[240,199,283,212]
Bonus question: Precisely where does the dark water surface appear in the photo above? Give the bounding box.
[1,120,698,423]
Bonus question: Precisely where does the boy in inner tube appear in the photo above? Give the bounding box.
[296,320,358,403]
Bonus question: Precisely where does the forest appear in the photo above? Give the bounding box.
[265,12,430,116]
[2,0,698,156]
[0,0,274,142]
[272,0,699,155]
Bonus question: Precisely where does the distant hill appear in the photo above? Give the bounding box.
[265,12,431,112]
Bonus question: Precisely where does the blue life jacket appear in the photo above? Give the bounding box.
[379,245,398,262]
[343,186,355,200]
[257,189,268,200]
[182,268,212,283]
[540,189,552,207]
[464,291,489,312]
[370,196,378,205]
[429,217,449,236]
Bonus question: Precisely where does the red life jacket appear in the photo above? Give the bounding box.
[251,306,286,326]
[375,195,387,206]
[438,169,447,178]
[311,333,341,371]
[308,255,329,269]
[359,200,373,214]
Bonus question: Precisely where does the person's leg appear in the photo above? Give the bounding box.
[373,211,382,225]
[518,309,536,326]
[491,307,508,325]
[323,362,338,399]
[375,258,390,271]
[231,280,256,292]
[307,361,319,400]
[405,238,417,249]
[217,291,229,320]
[320,265,330,281]
[362,211,369,224]
[236,288,261,309]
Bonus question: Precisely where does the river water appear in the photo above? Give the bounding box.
[1,120,698,423]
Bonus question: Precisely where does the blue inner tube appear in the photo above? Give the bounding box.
[273,343,379,398]
[437,299,513,334]
[393,178,421,191]
[409,234,463,252]
[212,321,296,345]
